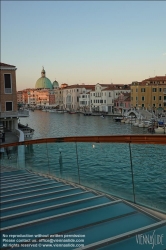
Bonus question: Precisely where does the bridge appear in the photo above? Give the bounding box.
[124,108,156,120]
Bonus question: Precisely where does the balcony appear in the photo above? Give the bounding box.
[0,135,166,249]
[0,110,29,118]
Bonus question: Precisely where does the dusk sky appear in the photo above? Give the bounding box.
[1,1,166,91]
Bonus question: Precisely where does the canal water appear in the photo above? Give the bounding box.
[19,110,166,213]
[20,110,149,139]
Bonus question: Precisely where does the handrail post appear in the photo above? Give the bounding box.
[75,142,80,184]
[46,142,50,175]
[129,142,136,203]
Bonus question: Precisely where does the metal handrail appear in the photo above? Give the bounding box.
[0,135,166,148]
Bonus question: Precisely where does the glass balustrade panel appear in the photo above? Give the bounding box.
[47,142,79,183]
[131,143,166,213]
[77,142,134,202]
[24,143,49,174]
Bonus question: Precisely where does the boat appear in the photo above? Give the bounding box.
[113,117,123,122]
[48,109,55,112]
[138,121,152,128]
[68,111,77,114]
[83,112,92,116]
[56,110,67,113]
[154,126,166,134]
[132,119,140,126]
[18,123,34,139]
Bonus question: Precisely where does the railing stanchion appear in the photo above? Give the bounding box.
[75,142,80,184]
[46,142,50,175]
[129,142,136,203]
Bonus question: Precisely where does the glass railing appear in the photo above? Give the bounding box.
[0,135,166,214]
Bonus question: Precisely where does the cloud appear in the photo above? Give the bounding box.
[163,53,166,56]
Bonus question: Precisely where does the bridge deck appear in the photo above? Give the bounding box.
[0,166,165,250]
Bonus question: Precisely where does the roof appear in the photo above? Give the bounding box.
[64,85,95,89]
[142,76,166,82]
[102,86,130,91]
[35,77,53,89]
[136,76,166,86]
[0,62,16,67]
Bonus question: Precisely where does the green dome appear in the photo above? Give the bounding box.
[35,67,53,89]
[53,80,59,88]
[35,77,53,89]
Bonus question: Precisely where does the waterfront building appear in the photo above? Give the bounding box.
[56,84,67,109]
[79,86,95,112]
[114,93,131,114]
[0,62,29,132]
[17,90,24,106]
[131,76,166,112]
[90,83,130,113]
[63,84,95,111]
[17,68,60,108]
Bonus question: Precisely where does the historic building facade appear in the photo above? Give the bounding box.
[130,76,166,111]
[0,62,29,133]
[90,83,131,113]
[17,68,59,107]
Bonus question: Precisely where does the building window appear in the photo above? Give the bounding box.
[136,88,138,92]
[142,104,144,107]
[159,96,162,100]
[153,96,156,101]
[104,100,106,103]
[4,74,12,93]
[136,97,138,101]
[141,88,145,92]
[152,88,157,92]
[159,88,162,92]
[6,102,13,111]
[142,96,145,101]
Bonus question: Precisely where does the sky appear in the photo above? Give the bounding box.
[1,1,166,91]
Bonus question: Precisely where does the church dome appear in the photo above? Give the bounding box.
[35,67,53,89]
[53,80,59,89]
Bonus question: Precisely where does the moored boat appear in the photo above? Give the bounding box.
[154,126,166,134]
[18,123,34,139]
[113,117,123,122]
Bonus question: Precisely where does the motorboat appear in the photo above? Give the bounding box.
[69,111,77,114]
[138,121,152,128]
[114,117,123,122]
[18,123,34,139]
[155,126,166,134]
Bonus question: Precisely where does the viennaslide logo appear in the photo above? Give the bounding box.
[136,230,164,249]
